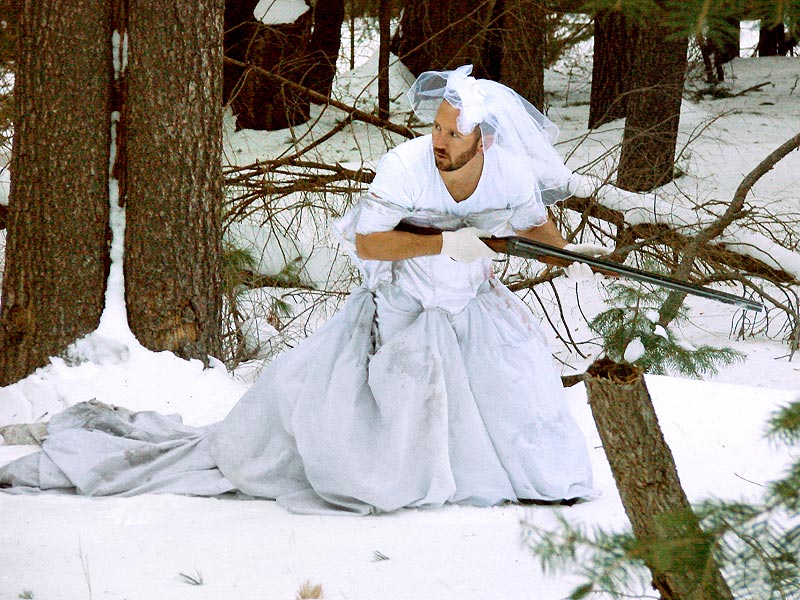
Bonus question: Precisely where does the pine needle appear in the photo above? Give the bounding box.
[178,570,204,586]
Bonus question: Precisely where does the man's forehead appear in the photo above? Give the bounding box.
[434,102,461,128]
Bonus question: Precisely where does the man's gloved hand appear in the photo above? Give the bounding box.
[563,242,613,258]
[440,227,498,263]
[564,261,595,282]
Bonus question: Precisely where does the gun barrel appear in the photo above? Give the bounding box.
[392,222,763,312]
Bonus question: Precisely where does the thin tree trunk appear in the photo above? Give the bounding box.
[124,0,224,362]
[499,0,545,109]
[377,0,391,119]
[306,0,345,97]
[716,17,740,67]
[588,9,636,128]
[616,4,687,192]
[584,358,735,600]
[0,0,111,385]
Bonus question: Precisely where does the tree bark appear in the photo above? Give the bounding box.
[616,4,687,192]
[223,0,311,130]
[390,0,497,78]
[305,0,345,97]
[758,21,787,56]
[0,0,111,385]
[584,357,734,600]
[123,0,224,362]
[716,17,740,66]
[377,0,391,119]
[588,9,637,129]
[498,0,546,110]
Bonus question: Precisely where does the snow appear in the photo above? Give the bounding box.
[1,37,800,600]
[0,166,8,206]
[623,337,646,362]
[253,0,309,25]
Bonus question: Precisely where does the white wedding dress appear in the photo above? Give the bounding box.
[0,136,595,514]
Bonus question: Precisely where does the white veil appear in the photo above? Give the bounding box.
[407,64,575,205]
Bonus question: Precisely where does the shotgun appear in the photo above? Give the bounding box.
[394,222,764,312]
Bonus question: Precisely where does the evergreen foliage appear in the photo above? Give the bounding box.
[581,0,800,46]
[523,397,800,599]
[589,281,745,378]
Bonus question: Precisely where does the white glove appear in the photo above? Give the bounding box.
[440,227,498,263]
[564,242,613,258]
[564,261,595,282]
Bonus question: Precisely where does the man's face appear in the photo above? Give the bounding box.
[431,101,482,172]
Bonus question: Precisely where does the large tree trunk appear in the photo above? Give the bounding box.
[498,0,546,109]
[123,0,224,361]
[0,0,111,385]
[223,0,311,131]
[616,4,687,192]
[584,358,734,600]
[588,9,637,129]
[390,0,497,78]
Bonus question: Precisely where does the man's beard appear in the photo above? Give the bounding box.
[434,137,481,172]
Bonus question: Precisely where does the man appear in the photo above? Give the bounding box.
[355,95,576,263]
[0,65,598,515]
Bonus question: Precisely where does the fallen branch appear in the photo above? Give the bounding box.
[732,81,771,97]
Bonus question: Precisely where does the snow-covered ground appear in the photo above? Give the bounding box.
[0,43,799,600]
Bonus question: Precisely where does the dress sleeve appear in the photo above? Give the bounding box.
[506,172,548,232]
[354,152,415,235]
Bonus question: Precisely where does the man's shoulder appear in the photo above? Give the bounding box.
[384,134,432,166]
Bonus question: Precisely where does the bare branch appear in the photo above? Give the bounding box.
[658,132,800,325]
[222,57,418,140]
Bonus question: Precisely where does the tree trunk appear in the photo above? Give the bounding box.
[390,0,497,78]
[0,0,111,385]
[123,0,224,362]
[377,0,391,119]
[716,17,740,65]
[588,9,637,129]
[223,0,311,130]
[305,0,345,97]
[498,0,546,109]
[584,358,735,600]
[758,21,787,56]
[616,4,687,192]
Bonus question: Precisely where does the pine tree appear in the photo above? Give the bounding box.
[589,281,744,378]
